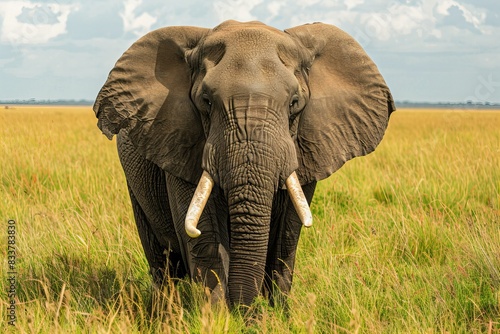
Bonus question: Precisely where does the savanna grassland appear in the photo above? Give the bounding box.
[1,106,499,333]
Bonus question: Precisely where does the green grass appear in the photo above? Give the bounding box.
[1,106,499,333]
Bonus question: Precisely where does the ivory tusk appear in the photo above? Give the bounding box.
[285,171,313,227]
[185,171,214,238]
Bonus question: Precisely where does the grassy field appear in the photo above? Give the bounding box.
[1,106,499,333]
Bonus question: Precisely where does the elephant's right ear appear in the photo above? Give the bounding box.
[93,26,209,184]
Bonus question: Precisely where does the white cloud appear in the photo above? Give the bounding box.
[0,1,78,44]
[369,2,435,40]
[297,0,323,7]
[267,1,285,20]
[344,0,363,11]
[286,0,489,46]
[120,0,157,36]
[436,0,486,32]
[213,0,263,22]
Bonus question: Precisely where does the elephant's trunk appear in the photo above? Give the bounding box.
[225,161,275,306]
[220,104,285,306]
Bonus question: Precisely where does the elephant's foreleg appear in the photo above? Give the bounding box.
[265,182,317,306]
[128,184,165,282]
[118,130,187,282]
[165,173,230,303]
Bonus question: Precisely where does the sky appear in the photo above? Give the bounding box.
[0,0,499,103]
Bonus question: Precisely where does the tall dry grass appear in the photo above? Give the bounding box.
[1,106,499,333]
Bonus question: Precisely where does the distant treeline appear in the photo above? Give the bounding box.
[396,101,500,109]
[2,100,500,109]
[1,99,93,106]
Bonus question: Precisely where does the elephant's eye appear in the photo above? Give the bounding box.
[202,93,212,107]
[289,94,299,110]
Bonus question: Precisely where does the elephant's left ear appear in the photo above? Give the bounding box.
[285,23,395,184]
[93,26,209,184]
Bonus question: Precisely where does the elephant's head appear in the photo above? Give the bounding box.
[94,20,394,306]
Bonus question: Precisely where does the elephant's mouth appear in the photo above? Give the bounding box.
[185,170,312,238]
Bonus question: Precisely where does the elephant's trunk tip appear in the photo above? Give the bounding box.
[286,171,313,227]
[185,171,214,238]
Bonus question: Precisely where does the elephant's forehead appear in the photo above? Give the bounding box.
[212,20,281,35]
[206,21,295,52]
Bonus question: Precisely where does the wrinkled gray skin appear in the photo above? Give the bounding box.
[94,20,395,308]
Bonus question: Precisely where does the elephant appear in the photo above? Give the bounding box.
[93,20,395,308]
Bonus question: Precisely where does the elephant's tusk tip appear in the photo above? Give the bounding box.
[188,231,202,238]
[303,215,313,228]
[185,221,202,238]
